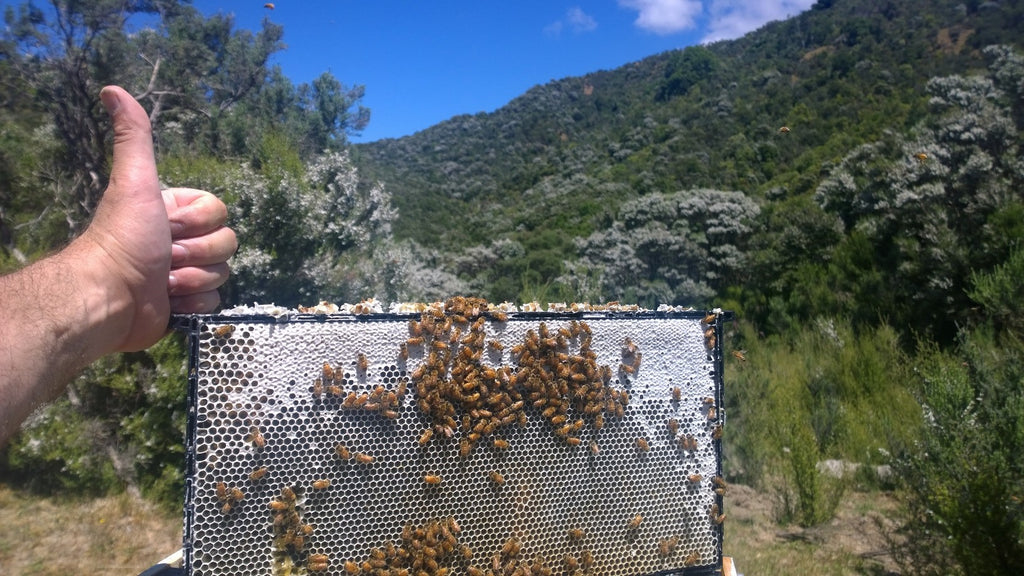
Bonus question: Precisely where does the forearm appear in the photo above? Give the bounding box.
[0,238,132,446]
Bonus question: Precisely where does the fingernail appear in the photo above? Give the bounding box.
[100,87,121,115]
[168,273,178,292]
[171,243,188,264]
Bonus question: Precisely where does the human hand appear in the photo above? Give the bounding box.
[80,86,236,353]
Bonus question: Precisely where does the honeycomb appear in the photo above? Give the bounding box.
[180,306,725,576]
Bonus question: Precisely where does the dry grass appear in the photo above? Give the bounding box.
[0,481,900,576]
[724,483,901,576]
[0,484,181,576]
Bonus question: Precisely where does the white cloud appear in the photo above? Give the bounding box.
[618,0,702,35]
[701,0,816,42]
[546,7,598,36]
[566,7,598,32]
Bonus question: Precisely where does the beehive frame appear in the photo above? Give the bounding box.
[176,306,726,576]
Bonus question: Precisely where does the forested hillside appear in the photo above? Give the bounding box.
[2,1,1024,574]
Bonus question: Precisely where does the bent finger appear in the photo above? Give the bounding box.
[171,226,238,268]
[164,187,229,239]
[168,262,231,297]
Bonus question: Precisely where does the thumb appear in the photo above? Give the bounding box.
[98,86,164,213]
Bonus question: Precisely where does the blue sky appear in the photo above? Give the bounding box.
[189,1,815,142]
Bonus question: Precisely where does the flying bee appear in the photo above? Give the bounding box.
[213,324,236,338]
[335,443,351,460]
[489,471,506,485]
[732,350,746,362]
[424,474,442,485]
[312,479,330,490]
[354,452,374,464]
[627,514,643,530]
[250,466,268,481]
[636,437,650,452]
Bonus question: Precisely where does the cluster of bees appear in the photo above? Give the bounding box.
[268,486,317,565]
[313,359,408,420]
[336,517,466,576]
[397,295,638,465]
[214,481,245,514]
[405,297,525,461]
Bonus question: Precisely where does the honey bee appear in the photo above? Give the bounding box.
[636,437,650,452]
[493,438,509,450]
[566,436,581,446]
[672,386,681,402]
[399,343,409,361]
[668,418,679,436]
[701,312,717,325]
[308,553,329,572]
[407,336,425,347]
[215,481,227,500]
[619,363,635,374]
[683,551,700,566]
[418,428,433,446]
[448,516,462,534]
[713,512,726,525]
[589,439,600,455]
[312,479,330,490]
[712,424,723,439]
[322,362,335,382]
[564,554,579,571]
[213,324,236,338]
[706,334,717,350]
[627,514,643,530]
[594,413,605,430]
[230,487,244,501]
[568,528,584,542]
[248,426,265,449]
[580,549,594,570]
[327,384,343,397]
[713,475,728,495]
[354,452,374,464]
[679,435,698,451]
[269,500,288,511]
[424,474,442,485]
[335,443,351,460]
[281,486,296,502]
[345,560,361,575]
[687,473,703,484]
[732,350,746,362]
[467,566,485,576]
[707,406,717,421]
[502,537,521,557]
[489,471,506,485]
